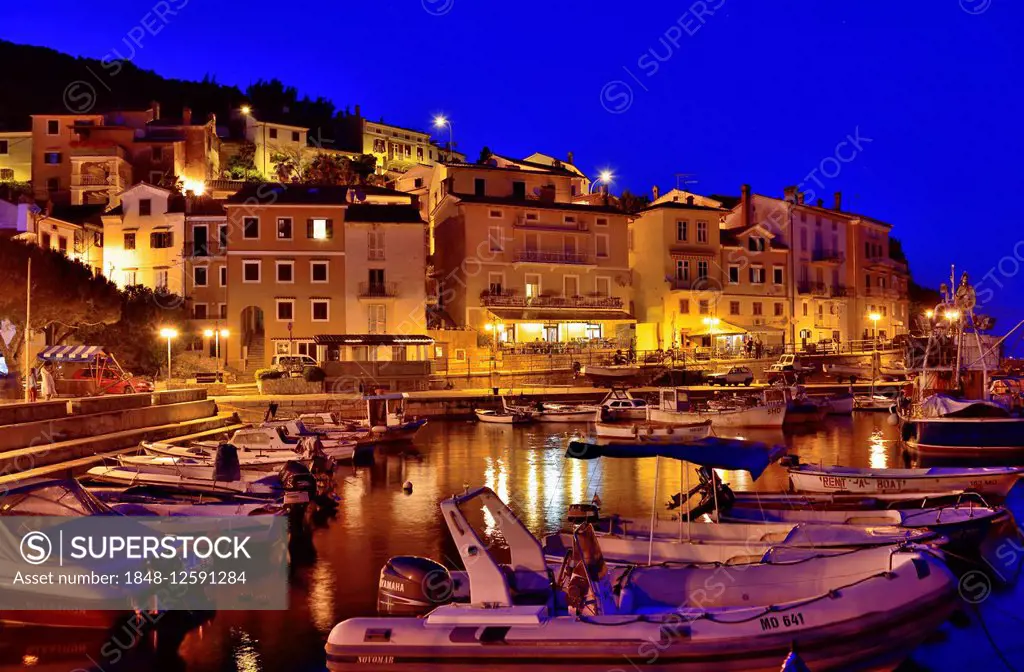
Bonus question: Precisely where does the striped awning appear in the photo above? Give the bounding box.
[37,345,107,362]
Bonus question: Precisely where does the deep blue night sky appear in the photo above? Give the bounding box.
[3,0,1023,343]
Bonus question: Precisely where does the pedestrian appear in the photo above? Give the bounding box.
[40,364,56,401]
[27,367,38,402]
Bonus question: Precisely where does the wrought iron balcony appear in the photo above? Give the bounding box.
[514,249,592,265]
[831,285,849,297]
[479,290,623,309]
[359,281,399,298]
[811,249,845,263]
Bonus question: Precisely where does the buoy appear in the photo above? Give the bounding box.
[403,480,413,493]
[886,413,899,426]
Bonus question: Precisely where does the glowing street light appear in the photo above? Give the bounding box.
[945,310,961,321]
[433,115,453,161]
[240,105,251,115]
[204,328,230,374]
[590,169,614,193]
[925,309,934,319]
[159,327,178,386]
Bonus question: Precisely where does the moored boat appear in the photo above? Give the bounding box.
[818,393,854,415]
[595,388,648,422]
[581,362,642,386]
[593,419,711,442]
[854,394,894,412]
[474,408,532,424]
[647,388,786,428]
[502,398,594,423]
[787,464,1021,497]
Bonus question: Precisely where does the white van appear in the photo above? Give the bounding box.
[270,354,318,375]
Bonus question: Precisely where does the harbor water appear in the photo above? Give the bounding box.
[5,414,1023,671]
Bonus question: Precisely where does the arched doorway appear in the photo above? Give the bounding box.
[239,306,265,376]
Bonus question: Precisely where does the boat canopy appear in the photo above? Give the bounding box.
[566,437,785,479]
[920,394,1010,418]
[37,344,108,362]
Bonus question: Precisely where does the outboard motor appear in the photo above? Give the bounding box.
[279,460,317,497]
[378,556,453,616]
[214,444,241,482]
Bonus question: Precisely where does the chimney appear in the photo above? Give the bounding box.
[783,185,797,203]
[652,185,660,201]
[150,101,161,120]
[833,191,842,211]
[797,192,805,205]
[740,183,751,227]
[686,195,694,205]
[182,107,192,125]
[567,151,574,164]
[354,104,362,119]
[816,198,824,208]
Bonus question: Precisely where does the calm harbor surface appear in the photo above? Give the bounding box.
[7,415,1023,671]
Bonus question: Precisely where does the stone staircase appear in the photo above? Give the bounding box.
[244,334,266,380]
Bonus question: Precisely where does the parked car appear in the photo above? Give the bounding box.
[271,354,318,376]
[706,366,754,386]
[68,367,153,394]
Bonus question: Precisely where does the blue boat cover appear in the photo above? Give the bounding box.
[566,437,785,480]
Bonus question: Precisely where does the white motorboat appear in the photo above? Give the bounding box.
[593,419,711,442]
[594,388,648,422]
[787,464,1021,498]
[503,398,595,423]
[325,487,956,671]
[141,437,326,470]
[474,408,532,424]
[194,425,360,461]
[647,388,785,428]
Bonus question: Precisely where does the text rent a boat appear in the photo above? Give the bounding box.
[787,464,1021,498]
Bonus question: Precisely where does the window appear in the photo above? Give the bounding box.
[243,260,261,283]
[291,131,300,142]
[155,269,168,290]
[152,146,163,161]
[268,128,278,139]
[799,228,807,249]
[865,242,871,258]
[749,266,765,284]
[276,299,294,321]
[488,209,503,219]
[696,221,708,243]
[417,147,424,160]
[865,273,871,288]
[675,260,689,281]
[775,302,784,317]
[243,217,259,239]
[368,230,385,260]
[803,302,809,317]
[596,217,608,227]
[57,236,67,253]
[564,275,579,297]
[368,304,386,334]
[699,300,709,315]
[46,177,59,192]
[124,233,136,250]
[308,218,332,239]
[311,300,329,322]
[676,220,688,242]
[311,261,329,283]
[219,266,227,287]
[525,212,539,222]
[277,217,293,240]
[596,276,611,297]
[219,303,227,319]
[0,168,11,180]
[748,236,766,252]
[697,260,709,280]
[276,260,294,283]
[41,232,51,249]
[150,231,174,248]
[139,199,152,216]
[124,269,137,285]
[194,266,208,287]
[44,152,62,164]
[679,298,690,313]
[596,234,609,258]
[488,272,504,295]
[728,265,739,284]
[628,229,634,251]
[193,303,208,319]
[564,214,576,225]
[0,140,7,154]
[47,120,59,135]
[512,181,526,198]
[488,226,503,252]
[414,177,425,188]
[773,267,784,285]
[730,301,740,315]
[474,178,486,196]
[218,224,228,249]
[753,302,763,316]
[525,274,541,299]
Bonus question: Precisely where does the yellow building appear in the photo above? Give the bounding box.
[431,156,634,347]
[100,183,186,295]
[0,131,32,183]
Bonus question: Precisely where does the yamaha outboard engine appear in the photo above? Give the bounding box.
[378,556,453,616]
[214,444,241,482]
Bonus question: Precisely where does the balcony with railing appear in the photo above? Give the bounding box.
[669,277,718,291]
[831,284,849,298]
[479,290,623,310]
[811,248,845,264]
[514,249,592,265]
[358,281,399,298]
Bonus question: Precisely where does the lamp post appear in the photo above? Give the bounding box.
[159,327,178,387]
[433,115,453,162]
[203,328,230,377]
[868,312,880,395]
[702,316,720,361]
[589,170,614,194]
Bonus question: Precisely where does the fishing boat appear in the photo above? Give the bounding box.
[502,398,595,423]
[854,394,894,412]
[647,388,786,428]
[902,395,1024,456]
[474,408,532,424]
[325,486,956,672]
[595,388,649,422]
[787,464,1021,497]
[593,419,712,442]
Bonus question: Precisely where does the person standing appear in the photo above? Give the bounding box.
[40,364,56,401]
[27,367,38,402]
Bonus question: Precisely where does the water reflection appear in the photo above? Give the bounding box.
[869,428,889,469]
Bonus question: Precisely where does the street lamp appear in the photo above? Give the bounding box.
[868,312,881,393]
[590,169,614,193]
[203,328,230,371]
[944,309,961,321]
[159,327,178,387]
[433,115,453,162]
[703,316,720,360]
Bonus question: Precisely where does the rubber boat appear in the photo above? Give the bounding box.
[787,464,1021,498]
[325,487,957,671]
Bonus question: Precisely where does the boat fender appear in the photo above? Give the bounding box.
[886,413,899,427]
[666,426,673,435]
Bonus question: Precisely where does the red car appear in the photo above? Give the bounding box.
[68,367,154,394]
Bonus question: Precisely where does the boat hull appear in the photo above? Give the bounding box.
[649,404,785,429]
[788,467,1020,497]
[912,417,1024,450]
[822,395,854,415]
[594,421,712,442]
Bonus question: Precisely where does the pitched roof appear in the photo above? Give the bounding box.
[345,203,423,224]
[639,201,728,214]
[47,204,108,225]
[452,192,627,215]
